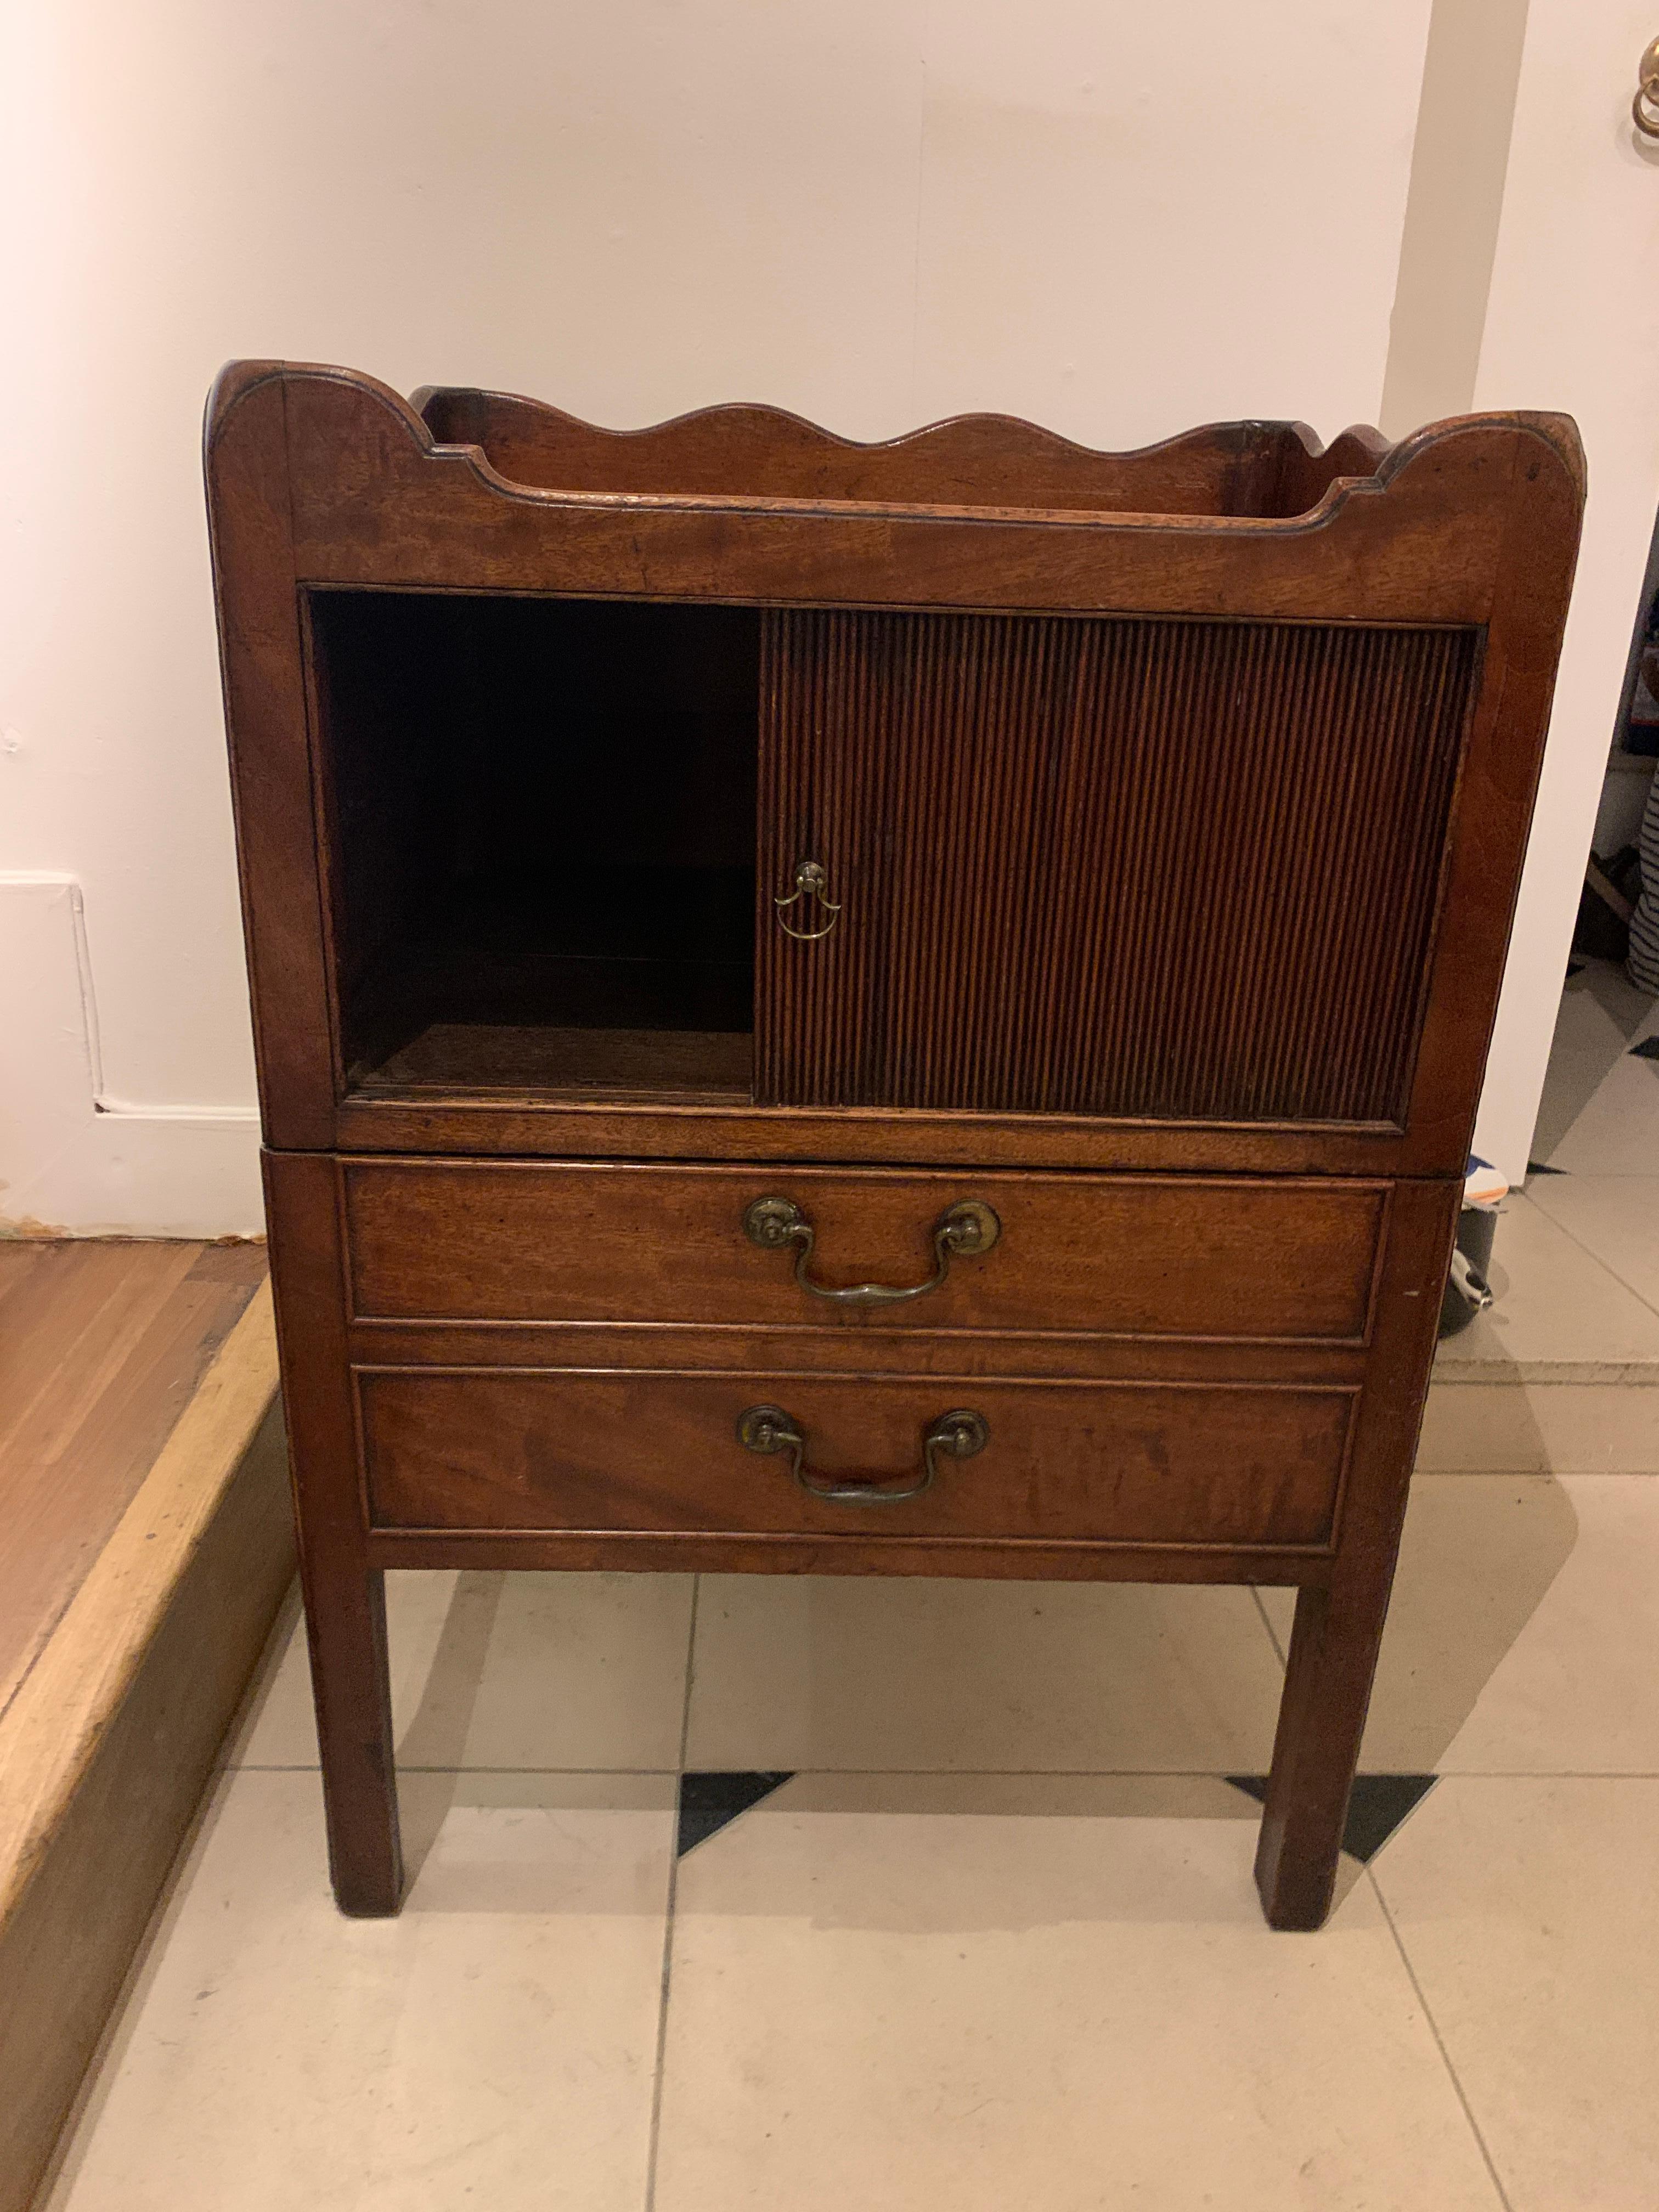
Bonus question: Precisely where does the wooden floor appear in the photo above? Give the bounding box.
[0,1240,267,1722]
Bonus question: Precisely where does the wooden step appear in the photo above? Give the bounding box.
[0,1270,294,2212]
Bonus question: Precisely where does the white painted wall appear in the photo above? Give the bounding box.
[1471,0,1659,1181]
[2,2,1437,1231]
[0,876,263,1237]
[1378,0,1531,443]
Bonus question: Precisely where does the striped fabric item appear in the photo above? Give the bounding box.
[1630,769,1659,993]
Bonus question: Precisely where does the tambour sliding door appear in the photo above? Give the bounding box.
[755,607,1479,1125]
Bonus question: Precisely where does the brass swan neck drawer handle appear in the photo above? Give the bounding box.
[742,1195,1001,1304]
[775,858,842,940]
[737,1403,990,1505]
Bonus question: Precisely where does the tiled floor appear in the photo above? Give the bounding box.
[40,960,1659,2211]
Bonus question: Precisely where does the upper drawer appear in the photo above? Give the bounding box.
[343,1160,1387,1344]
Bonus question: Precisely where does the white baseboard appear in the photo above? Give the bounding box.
[1,876,263,1238]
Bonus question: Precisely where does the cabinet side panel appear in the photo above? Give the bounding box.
[206,373,337,1146]
[759,610,1476,1126]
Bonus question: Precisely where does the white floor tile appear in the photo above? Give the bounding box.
[653,1774,1502,2211]
[1434,1193,1659,1379]
[43,1768,673,2212]
[1260,1475,1659,1773]
[686,1573,1286,1774]
[1417,1380,1659,1473]
[1528,958,1655,1165]
[1376,1778,1659,2212]
[1526,1174,1659,1314]
[231,1568,693,1771]
[1543,1053,1659,1178]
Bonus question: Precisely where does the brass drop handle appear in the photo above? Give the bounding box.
[742,1195,1001,1304]
[1635,37,1659,136]
[775,858,842,940]
[737,1403,989,1505]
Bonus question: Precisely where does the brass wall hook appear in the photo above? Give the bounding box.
[1635,36,1659,136]
[775,859,842,941]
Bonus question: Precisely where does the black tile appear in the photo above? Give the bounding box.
[1630,1036,1659,1062]
[677,1771,794,1858]
[1224,1773,1437,1864]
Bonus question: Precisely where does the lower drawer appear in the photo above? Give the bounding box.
[358,1368,1354,1551]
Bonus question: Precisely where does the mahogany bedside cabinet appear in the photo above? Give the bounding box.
[205,364,1582,1929]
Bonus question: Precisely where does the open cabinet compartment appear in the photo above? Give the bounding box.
[309,589,761,1101]
[309,579,1480,1124]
